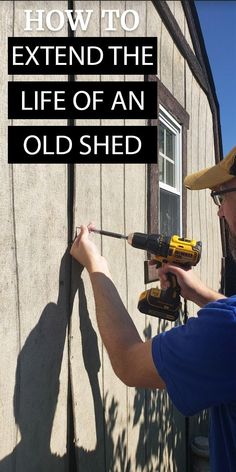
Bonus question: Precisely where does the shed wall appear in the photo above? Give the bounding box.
[1,1,222,471]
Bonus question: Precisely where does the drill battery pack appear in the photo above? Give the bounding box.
[138,285,181,321]
[135,234,201,321]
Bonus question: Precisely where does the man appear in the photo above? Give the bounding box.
[70,146,236,471]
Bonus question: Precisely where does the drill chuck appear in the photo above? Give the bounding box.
[128,232,170,257]
[128,232,201,267]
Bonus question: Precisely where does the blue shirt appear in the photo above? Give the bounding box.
[152,296,236,471]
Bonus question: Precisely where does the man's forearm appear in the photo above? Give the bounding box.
[89,263,143,383]
[193,288,226,307]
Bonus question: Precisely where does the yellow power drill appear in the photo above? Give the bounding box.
[82,228,202,321]
[128,232,201,321]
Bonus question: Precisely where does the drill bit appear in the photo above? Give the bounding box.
[91,228,128,239]
[76,226,128,240]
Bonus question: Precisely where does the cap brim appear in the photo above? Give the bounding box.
[184,165,235,190]
[184,146,236,190]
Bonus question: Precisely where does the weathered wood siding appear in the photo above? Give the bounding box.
[1,1,69,471]
[1,1,222,471]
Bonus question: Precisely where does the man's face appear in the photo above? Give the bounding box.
[217,177,236,259]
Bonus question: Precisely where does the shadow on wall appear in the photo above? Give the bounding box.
[73,267,185,472]
[0,249,73,472]
[0,252,195,471]
[74,271,130,472]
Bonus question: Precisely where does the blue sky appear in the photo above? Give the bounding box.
[195,0,236,156]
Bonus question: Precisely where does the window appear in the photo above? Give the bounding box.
[159,106,182,236]
[147,77,189,237]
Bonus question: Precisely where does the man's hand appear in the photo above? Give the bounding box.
[157,263,226,307]
[70,224,110,275]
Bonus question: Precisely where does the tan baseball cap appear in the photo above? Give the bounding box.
[184,146,236,190]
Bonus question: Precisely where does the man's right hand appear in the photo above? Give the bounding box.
[157,263,226,307]
[70,224,110,275]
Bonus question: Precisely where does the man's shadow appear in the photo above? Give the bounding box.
[0,249,121,472]
[0,249,74,471]
[72,267,115,471]
[0,249,148,472]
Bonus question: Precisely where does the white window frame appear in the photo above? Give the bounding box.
[159,105,182,234]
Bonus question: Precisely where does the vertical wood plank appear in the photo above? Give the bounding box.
[101,164,128,472]
[100,2,128,470]
[173,43,185,107]
[173,1,185,32]
[0,1,20,466]
[124,164,147,472]
[70,2,105,471]
[1,2,69,471]
[147,1,162,79]
[160,23,174,93]
[124,2,148,470]
[71,163,105,471]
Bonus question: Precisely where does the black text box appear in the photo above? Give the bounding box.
[8,126,157,164]
[8,37,157,75]
[8,81,157,119]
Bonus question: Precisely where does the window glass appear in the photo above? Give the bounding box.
[159,154,164,181]
[166,129,175,160]
[159,124,165,154]
[166,160,174,187]
[160,189,180,235]
[159,107,182,236]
